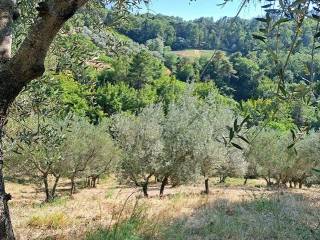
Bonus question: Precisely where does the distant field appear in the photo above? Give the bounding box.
[172,49,215,58]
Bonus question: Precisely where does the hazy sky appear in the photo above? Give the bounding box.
[136,0,264,20]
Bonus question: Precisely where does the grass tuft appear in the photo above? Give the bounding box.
[27,212,70,229]
[86,215,143,240]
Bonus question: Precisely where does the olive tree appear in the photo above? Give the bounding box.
[246,129,291,186]
[197,139,225,193]
[158,92,203,196]
[112,105,164,197]
[5,116,66,202]
[247,129,320,188]
[61,117,119,194]
[195,96,236,194]
[215,147,247,183]
[286,131,320,188]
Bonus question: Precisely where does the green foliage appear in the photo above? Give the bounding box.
[246,129,320,185]
[97,56,131,85]
[61,117,119,182]
[57,72,104,121]
[97,83,140,115]
[128,49,164,89]
[160,92,204,184]
[200,51,236,95]
[229,52,262,100]
[112,105,164,191]
[113,14,259,53]
[152,76,186,111]
[176,57,199,82]
[193,81,219,99]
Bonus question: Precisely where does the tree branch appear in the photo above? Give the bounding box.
[0,0,15,61]
[0,0,90,113]
[10,0,89,83]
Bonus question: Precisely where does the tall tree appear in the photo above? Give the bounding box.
[0,0,101,238]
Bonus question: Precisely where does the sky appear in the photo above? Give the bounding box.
[135,0,264,20]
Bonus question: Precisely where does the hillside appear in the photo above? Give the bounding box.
[2,1,320,240]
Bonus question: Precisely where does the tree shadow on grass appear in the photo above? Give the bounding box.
[85,190,320,240]
[163,191,320,240]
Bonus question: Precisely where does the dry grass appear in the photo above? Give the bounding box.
[27,212,70,230]
[7,177,320,240]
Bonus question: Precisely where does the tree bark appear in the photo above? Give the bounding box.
[86,176,91,187]
[0,0,14,62]
[142,183,148,198]
[43,174,51,202]
[51,174,60,199]
[91,176,98,188]
[160,176,168,197]
[204,178,209,194]
[70,176,76,195]
[243,177,248,185]
[0,111,14,240]
[219,175,227,183]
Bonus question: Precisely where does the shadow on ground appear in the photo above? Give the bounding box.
[86,190,320,240]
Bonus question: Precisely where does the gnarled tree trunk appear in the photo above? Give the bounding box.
[0,111,14,240]
[0,1,16,237]
[43,173,51,202]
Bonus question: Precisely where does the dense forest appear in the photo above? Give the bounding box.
[0,0,320,239]
[110,12,318,52]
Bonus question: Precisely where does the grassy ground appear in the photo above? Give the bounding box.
[7,177,320,240]
[171,49,215,59]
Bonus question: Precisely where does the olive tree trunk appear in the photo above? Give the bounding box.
[159,176,168,197]
[70,175,76,195]
[43,173,51,202]
[51,174,60,199]
[0,114,14,240]
[0,0,89,238]
[204,178,209,194]
[142,183,148,197]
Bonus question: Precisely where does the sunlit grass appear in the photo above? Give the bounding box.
[27,212,70,229]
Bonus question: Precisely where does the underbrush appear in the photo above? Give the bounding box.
[86,203,145,240]
[86,218,143,240]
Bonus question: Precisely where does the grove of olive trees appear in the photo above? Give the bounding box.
[1,0,320,239]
